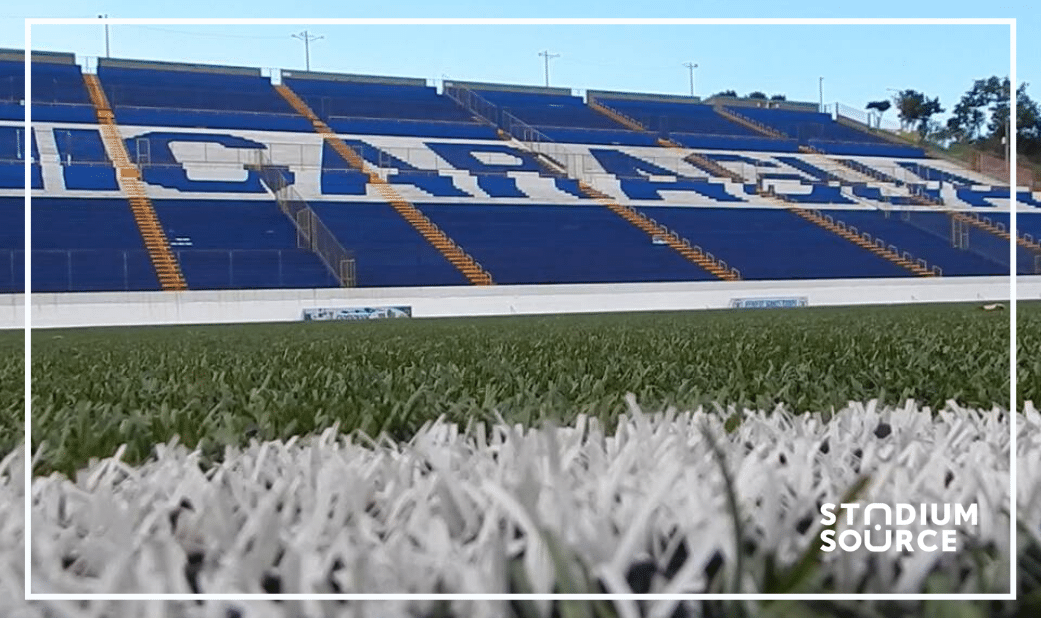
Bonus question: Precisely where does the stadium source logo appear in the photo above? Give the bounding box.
[819,502,978,553]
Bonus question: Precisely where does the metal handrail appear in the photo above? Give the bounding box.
[3,248,339,292]
[252,151,356,287]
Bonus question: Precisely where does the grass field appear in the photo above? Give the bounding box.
[2,300,1038,612]
[1,301,1028,476]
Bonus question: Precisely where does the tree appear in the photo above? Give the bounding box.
[770,94,787,101]
[865,100,891,128]
[713,89,737,98]
[892,89,944,139]
[945,100,985,142]
[748,91,767,99]
[946,78,993,141]
[1015,83,1041,157]
[892,90,921,131]
[943,76,1041,156]
[915,97,945,139]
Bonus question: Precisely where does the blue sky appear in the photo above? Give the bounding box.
[0,1,1027,125]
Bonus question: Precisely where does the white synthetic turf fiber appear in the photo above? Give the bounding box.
[3,398,1038,617]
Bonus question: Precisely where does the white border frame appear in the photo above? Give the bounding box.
[23,16,1018,602]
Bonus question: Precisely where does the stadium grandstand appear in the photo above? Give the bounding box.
[1,46,1038,294]
[3,40,1038,613]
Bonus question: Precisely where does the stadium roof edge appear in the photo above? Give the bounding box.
[444,80,572,97]
[0,48,76,64]
[281,70,426,87]
[586,89,704,104]
[97,56,261,76]
[703,94,820,112]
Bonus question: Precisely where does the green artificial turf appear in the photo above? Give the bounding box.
[0,301,1027,475]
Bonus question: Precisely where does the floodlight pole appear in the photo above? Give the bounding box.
[539,50,559,87]
[292,30,324,71]
[819,76,824,113]
[98,14,109,58]
[683,62,698,97]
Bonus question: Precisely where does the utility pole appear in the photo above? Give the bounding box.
[98,14,110,58]
[538,50,559,87]
[292,30,323,72]
[1005,114,1010,171]
[683,62,698,97]
[1005,81,1014,173]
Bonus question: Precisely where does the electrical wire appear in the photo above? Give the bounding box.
[126,26,292,40]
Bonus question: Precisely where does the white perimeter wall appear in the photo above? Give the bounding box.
[1,275,1038,330]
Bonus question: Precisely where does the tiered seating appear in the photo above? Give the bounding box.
[309,202,471,287]
[822,210,1006,275]
[51,127,118,190]
[469,88,656,146]
[420,203,714,284]
[0,198,22,292]
[954,188,1013,207]
[0,125,43,189]
[96,60,311,132]
[898,161,977,185]
[153,200,338,290]
[593,96,798,152]
[600,98,757,136]
[0,58,17,120]
[982,212,1041,272]
[631,207,910,280]
[733,106,924,157]
[0,51,97,123]
[29,198,160,292]
[283,73,499,139]
[0,49,1027,293]
[782,186,855,204]
[987,212,1041,238]
[849,185,918,206]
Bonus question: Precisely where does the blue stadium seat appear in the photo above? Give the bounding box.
[955,188,1012,207]
[595,98,758,137]
[310,202,471,287]
[153,200,338,290]
[287,79,476,124]
[0,198,23,293]
[0,59,93,106]
[329,117,498,139]
[114,107,312,132]
[420,203,715,284]
[669,133,800,152]
[897,161,977,186]
[98,65,294,114]
[825,210,1009,275]
[1,51,1026,291]
[0,126,42,189]
[284,77,503,141]
[774,156,842,182]
[29,198,160,292]
[631,207,909,280]
[782,186,855,204]
[807,139,925,158]
[469,89,654,146]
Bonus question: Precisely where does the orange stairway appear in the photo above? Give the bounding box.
[957,211,1041,253]
[682,150,747,185]
[653,124,924,274]
[786,207,936,277]
[83,74,187,291]
[576,181,740,281]
[713,106,788,140]
[275,84,493,286]
[588,99,649,133]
